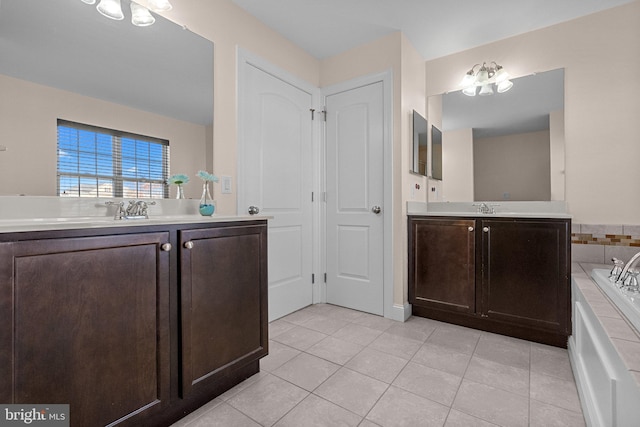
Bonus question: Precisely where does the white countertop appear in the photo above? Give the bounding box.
[407,201,571,219]
[0,196,268,233]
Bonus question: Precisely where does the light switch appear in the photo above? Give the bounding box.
[221,176,232,194]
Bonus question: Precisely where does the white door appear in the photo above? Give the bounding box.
[238,60,314,321]
[325,81,385,315]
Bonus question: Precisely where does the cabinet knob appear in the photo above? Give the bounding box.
[468,226,474,232]
[184,241,194,249]
[161,243,172,252]
[483,227,490,233]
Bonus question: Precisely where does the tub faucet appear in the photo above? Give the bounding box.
[615,251,640,286]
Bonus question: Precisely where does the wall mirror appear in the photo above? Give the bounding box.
[0,0,214,196]
[429,68,565,202]
[412,110,428,176]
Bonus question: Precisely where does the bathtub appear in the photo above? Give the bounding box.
[591,268,640,333]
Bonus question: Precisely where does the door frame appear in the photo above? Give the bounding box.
[237,48,324,307]
[320,70,395,319]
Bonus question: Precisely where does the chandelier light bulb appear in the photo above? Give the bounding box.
[97,0,125,20]
[131,2,156,26]
[147,0,173,12]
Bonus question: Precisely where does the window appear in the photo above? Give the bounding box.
[57,120,169,198]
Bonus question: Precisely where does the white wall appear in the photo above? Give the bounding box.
[425,1,640,224]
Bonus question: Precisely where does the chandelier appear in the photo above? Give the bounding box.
[460,62,513,96]
[80,0,173,27]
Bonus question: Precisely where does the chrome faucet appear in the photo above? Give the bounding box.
[614,251,640,288]
[473,203,499,214]
[106,200,156,219]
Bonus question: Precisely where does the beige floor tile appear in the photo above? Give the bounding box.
[530,371,582,413]
[226,374,308,427]
[332,323,384,347]
[271,325,328,351]
[384,321,435,342]
[473,333,530,370]
[452,380,529,427]
[281,309,320,326]
[411,343,472,377]
[366,386,449,427]
[260,340,301,372]
[272,352,340,391]
[345,347,408,383]
[314,367,388,416]
[368,332,422,360]
[306,335,364,365]
[185,402,261,427]
[464,356,529,396]
[269,319,297,338]
[352,312,395,331]
[530,342,574,381]
[274,394,362,427]
[298,314,350,335]
[426,325,481,355]
[392,362,462,406]
[444,409,500,426]
[529,399,586,427]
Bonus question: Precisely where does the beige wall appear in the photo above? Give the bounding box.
[442,128,474,201]
[0,74,207,198]
[425,1,640,224]
[474,130,551,201]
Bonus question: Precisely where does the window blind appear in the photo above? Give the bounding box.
[57,120,169,198]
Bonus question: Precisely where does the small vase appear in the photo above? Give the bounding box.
[175,184,185,199]
[199,182,215,216]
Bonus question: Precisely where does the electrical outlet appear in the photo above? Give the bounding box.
[221,176,232,194]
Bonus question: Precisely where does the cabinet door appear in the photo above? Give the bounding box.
[409,218,476,313]
[180,223,268,397]
[480,219,569,334]
[0,233,170,426]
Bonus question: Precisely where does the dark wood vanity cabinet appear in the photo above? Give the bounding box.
[0,233,171,426]
[0,220,268,427]
[409,218,476,314]
[179,224,268,397]
[409,216,571,347]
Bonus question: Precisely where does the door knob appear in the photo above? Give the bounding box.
[161,243,172,252]
[483,227,490,233]
[371,206,381,214]
[248,206,260,215]
[468,226,474,232]
[184,241,194,249]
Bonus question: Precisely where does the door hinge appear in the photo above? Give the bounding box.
[312,192,314,202]
[312,274,315,284]
[324,273,327,283]
[310,108,315,120]
[320,108,327,121]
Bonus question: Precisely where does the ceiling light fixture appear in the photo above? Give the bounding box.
[83,0,172,27]
[460,62,513,97]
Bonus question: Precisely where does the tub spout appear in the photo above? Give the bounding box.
[616,251,640,286]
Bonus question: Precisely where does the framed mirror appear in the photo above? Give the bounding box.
[412,110,428,176]
[428,68,564,202]
[431,125,442,181]
[0,0,214,196]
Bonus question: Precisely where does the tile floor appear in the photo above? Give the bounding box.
[172,304,585,427]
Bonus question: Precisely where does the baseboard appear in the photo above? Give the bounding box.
[388,302,412,322]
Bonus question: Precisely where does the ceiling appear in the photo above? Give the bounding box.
[232,0,635,60]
